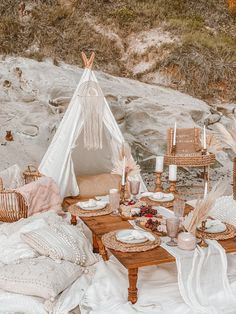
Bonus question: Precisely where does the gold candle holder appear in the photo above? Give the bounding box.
[169,180,177,193]
[198,220,208,248]
[154,172,163,192]
[171,144,176,155]
[120,184,126,205]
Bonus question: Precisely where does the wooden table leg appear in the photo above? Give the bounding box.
[96,236,109,261]
[128,268,138,304]
[92,233,100,253]
[71,214,77,225]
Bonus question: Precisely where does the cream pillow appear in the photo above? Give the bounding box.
[21,224,98,266]
[76,173,121,198]
[0,256,82,300]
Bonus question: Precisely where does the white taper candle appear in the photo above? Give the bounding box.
[169,165,177,181]
[155,156,164,172]
[173,122,177,146]
[121,156,126,185]
[203,125,207,150]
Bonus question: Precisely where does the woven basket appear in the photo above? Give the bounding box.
[164,153,216,167]
[228,0,236,12]
[0,177,28,222]
[23,165,41,184]
[165,127,215,167]
[234,157,236,201]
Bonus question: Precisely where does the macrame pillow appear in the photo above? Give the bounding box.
[0,257,82,300]
[76,173,121,198]
[21,224,98,266]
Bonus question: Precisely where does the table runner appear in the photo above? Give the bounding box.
[129,206,236,313]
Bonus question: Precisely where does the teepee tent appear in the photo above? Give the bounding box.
[39,53,145,198]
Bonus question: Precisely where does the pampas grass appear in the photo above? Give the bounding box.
[184,182,226,234]
[112,142,140,177]
[206,134,222,154]
[216,118,236,154]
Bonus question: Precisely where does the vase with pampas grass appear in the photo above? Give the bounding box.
[216,119,236,200]
[183,183,226,237]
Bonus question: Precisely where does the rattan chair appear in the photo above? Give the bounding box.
[0,177,28,222]
[23,165,41,184]
[164,127,215,167]
[164,128,216,195]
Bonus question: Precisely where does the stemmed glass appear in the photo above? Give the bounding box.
[166,218,180,246]
[129,180,140,202]
[109,189,120,216]
[173,199,185,218]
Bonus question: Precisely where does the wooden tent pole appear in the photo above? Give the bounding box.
[81,51,95,69]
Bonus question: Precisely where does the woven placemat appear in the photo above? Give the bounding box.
[140,197,174,208]
[196,223,236,241]
[69,204,113,217]
[102,230,161,252]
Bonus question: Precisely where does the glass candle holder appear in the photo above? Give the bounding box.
[109,189,120,215]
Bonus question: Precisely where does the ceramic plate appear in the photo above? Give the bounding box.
[79,201,106,211]
[116,229,148,244]
[149,193,174,203]
[205,222,227,234]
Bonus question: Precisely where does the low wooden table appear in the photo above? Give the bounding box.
[69,205,236,304]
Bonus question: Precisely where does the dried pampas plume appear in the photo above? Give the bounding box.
[183,182,226,234]
[216,118,236,154]
[206,134,222,154]
[112,142,140,177]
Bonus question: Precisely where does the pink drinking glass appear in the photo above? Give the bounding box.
[166,218,180,246]
[173,199,185,218]
[129,180,140,202]
[109,189,120,215]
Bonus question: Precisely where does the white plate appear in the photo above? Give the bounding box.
[149,193,174,203]
[206,222,227,234]
[116,229,148,244]
[79,201,106,211]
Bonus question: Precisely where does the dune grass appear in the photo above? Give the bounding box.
[0,0,236,101]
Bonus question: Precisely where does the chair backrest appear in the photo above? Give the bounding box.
[167,127,202,156]
[0,177,3,192]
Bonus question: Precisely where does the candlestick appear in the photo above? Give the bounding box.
[155,156,164,172]
[203,125,206,150]
[155,172,163,192]
[169,180,177,193]
[121,156,126,185]
[173,122,177,146]
[198,220,208,248]
[169,165,177,181]
[120,184,126,205]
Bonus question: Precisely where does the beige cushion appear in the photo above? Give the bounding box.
[21,224,98,266]
[0,256,82,300]
[76,173,121,198]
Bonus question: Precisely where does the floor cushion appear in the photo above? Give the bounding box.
[76,173,121,198]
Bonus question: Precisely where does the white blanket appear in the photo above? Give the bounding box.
[161,239,236,314]
[0,211,94,314]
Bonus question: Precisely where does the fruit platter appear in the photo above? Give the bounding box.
[136,218,167,236]
[120,201,163,221]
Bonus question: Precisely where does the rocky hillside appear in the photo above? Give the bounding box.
[1,0,236,102]
[0,57,234,192]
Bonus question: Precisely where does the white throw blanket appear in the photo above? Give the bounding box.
[161,239,236,314]
[0,164,24,189]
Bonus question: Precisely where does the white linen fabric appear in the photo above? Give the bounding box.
[161,239,236,314]
[0,256,83,300]
[0,164,24,189]
[21,223,98,266]
[38,68,146,198]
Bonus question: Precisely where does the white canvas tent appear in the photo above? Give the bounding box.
[39,53,145,198]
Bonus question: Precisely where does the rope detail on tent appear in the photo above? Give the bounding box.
[78,80,104,150]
